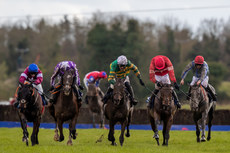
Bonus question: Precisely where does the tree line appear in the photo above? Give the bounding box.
[0,13,229,107]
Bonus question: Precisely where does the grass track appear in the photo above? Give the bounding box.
[0,128,230,153]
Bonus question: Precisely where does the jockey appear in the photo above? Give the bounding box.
[180,55,217,101]
[49,61,84,104]
[83,71,107,104]
[149,55,181,109]
[102,55,145,105]
[14,63,47,108]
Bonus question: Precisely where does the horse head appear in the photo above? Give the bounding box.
[62,69,75,96]
[159,84,173,108]
[113,78,126,105]
[18,82,34,109]
[190,84,206,111]
[87,82,98,97]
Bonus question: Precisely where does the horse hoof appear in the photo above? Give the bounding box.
[54,135,59,141]
[162,143,168,146]
[59,136,64,142]
[197,138,200,143]
[67,140,73,146]
[111,142,117,146]
[125,133,130,137]
[156,138,160,146]
[207,137,211,141]
[201,139,206,142]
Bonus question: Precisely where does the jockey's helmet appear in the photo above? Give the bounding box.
[99,71,107,78]
[194,55,204,65]
[28,63,38,73]
[155,56,165,70]
[89,76,95,82]
[117,55,128,66]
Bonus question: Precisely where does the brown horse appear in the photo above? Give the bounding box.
[148,84,177,146]
[49,69,80,145]
[86,82,104,128]
[17,82,44,146]
[104,78,134,146]
[190,84,215,142]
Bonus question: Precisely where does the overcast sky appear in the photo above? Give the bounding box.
[0,0,230,31]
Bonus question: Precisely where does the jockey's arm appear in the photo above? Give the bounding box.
[149,59,156,83]
[34,71,43,85]
[181,61,193,81]
[50,66,60,87]
[128,61,141,78]
[108,63,116,85]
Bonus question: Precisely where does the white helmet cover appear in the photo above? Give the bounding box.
[117,55,128,65]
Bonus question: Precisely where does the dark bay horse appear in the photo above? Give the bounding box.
[148,84,177,146]
[86,82,104,128]
[190,84,215,142]
[17,82,44,146]
[49,69,80,145]
[104,78,133,146]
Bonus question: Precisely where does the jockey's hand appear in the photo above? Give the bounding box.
[79,85,84,90]
[156,81,161,87]
[139,78,145,86]
[180,79,184,85]
[49,86,54,91]
[197,80,201,86]
[174,82,180,90]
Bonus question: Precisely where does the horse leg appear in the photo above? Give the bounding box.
[92,113,96,128]
[163,116,173,146]
[99,111,105,129]
[207,107,214,141]
[31,119,40,146]
[108,121,116,146]
[67,122,73,146]
[125,112,131,137]
[149,115,159,146]
[201,111,208,142]
[18,112,29,146]
[54,123,59,141]
[162,120,167,146]
[194,113,201,142]
[57,119,64,142]
[119,120,127,146]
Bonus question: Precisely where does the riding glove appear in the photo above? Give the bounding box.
[139,78,145,86]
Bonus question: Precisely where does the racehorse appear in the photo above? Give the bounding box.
[148,84,177,146]
[17,81,44,146]
[104,78,133,146]
[86,81,104,128]
[48,69,81,145]
[190,84,215,142]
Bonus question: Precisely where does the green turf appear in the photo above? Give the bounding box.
[0,128,230,153]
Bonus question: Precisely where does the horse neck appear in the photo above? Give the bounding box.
[191,86,208,110]
[28,88,42,108]
[59,89,78,105]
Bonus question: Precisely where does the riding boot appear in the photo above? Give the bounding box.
[13,99,20,108]
[41,94,48,106]
[187,86,191,100]
[172,90,181,109]
[147,89,159,109]
[205,85,217,101]
[125,82,138,106]
[102,87,113,104]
